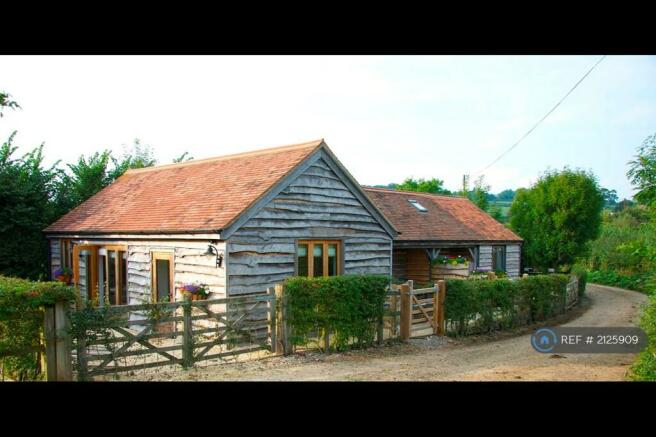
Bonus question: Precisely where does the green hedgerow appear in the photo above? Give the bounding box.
[0,275,76,380]
[445,274,570,336]
[284,275,389,351]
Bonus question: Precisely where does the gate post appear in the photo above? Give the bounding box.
[54,301,73,381]
[437,280,446,336]
[43,306,56,381]
[182,297,194,368]
[274,283,291,355]
[400,281,412,341]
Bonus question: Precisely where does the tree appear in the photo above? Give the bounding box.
[63,151,113,208]
[496,189,516,202]
[469,175,490,211]
[0,133,63,279]
[627,132,656,208]
[488,203,504,223]
[109,138,157,180]
[0,91,20,117]
[396,177,451,194]
[509,168,604,270]
[600,187,619,208]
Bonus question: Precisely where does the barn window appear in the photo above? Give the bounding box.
[296,240,341,278]
[408,199,428,212]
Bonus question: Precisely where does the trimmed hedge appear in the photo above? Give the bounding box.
[0,275,76,380]
[445,274,571,336]
[284,275,389,351]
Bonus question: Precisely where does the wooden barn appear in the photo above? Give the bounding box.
[364,188,523,284]
[44,140,398,305]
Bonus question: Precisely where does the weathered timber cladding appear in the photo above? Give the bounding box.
[506,244,521,278]
[392,249,408,280]
[128,241,227,303]
[478,245,493,270]
[226,158,392,295]
[50,239,61,280]
[51,239,226,304]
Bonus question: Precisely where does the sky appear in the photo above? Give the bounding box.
[1,55,655,199]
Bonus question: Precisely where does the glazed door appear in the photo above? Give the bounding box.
[151,252,174,303]
[72,244,99,301]
[98,246,128,306]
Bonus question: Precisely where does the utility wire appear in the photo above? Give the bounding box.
[474,55,607,175]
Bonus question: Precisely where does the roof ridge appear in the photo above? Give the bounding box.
[363,186,465,200]
[125,138,324,175]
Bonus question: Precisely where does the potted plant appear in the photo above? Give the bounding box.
[53,267,73,284]
[179,283,210,301]
[432,255,471,279]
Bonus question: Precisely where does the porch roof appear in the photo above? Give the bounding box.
[363,188,523,243]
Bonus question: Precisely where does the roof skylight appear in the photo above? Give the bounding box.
[408,199,428,212]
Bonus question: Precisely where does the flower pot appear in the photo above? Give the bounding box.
[432,263,470,280]
[56,274,71,284]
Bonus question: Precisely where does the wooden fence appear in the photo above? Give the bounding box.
[70,292,275,380]
[23,279,449,380]
[565,277,579,309]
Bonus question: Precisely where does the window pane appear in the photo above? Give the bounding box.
[313,244,324,277]
[297,244,309,276]
[328,244,337,276]
[83,254,92,298]
[156,259,170,301]
[98,254,106,304]
[492,246,506,271]
[119,251,128,305]
[108,251,117,305]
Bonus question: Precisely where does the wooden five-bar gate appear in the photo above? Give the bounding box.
[72,291,276,380]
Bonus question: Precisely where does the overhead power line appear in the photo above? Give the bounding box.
[474,55,607,175]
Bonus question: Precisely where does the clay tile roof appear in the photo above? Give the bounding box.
[45,139,325,234]
[362,187,522,242]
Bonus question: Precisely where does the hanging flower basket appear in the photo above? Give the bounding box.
[53,267,73,284]
[179,283,210,301]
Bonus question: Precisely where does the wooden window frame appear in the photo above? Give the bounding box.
[103,245,128,306]
[72,244,128,305]
[296,240,342,278]
[151,252,174,303]
[59,238,73,269]
[72,244,99,301]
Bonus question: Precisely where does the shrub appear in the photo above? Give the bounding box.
[628,294,656,381]
[0,275,76,380]
[445,274,570,336]
[587,270,652,294]
[284,275,389,351]
[571,265,588,297]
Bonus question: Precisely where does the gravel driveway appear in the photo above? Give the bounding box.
[120,284,648,381]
